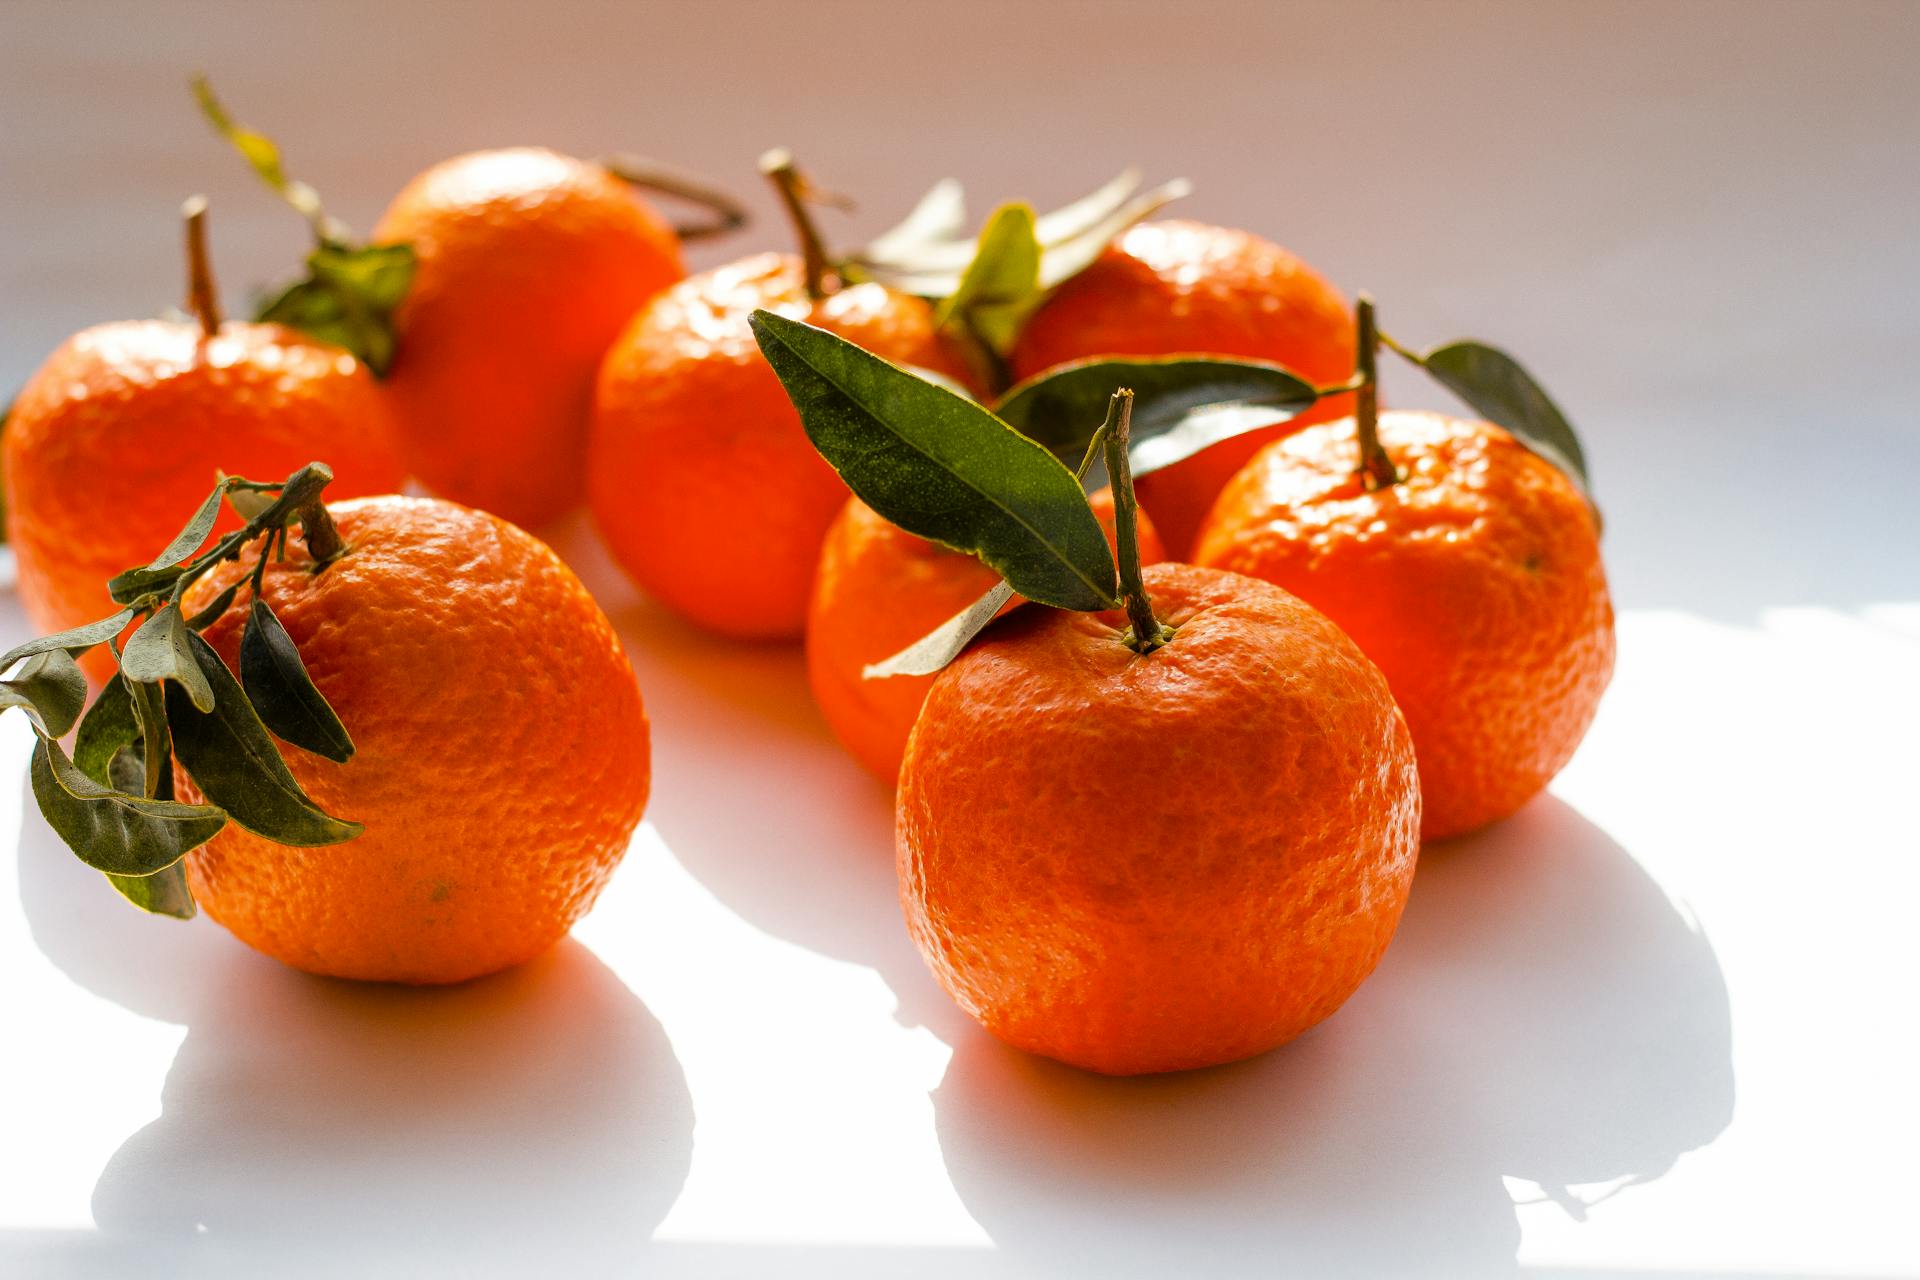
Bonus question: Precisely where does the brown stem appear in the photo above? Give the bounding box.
[759,148,836,300]
[600,154,749,242]
[279,462,344,563]
[181,195,222,338]
[1354,293,1398,490]
[1102,389,1169,653]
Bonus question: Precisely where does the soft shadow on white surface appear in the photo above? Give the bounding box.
[556,518,973,1041]
[13,780,694,1277]
[930,798,1735,1278]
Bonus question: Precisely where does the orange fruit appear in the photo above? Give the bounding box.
[178,495,651,984]
[1008,220,1356,553]
[588,252,970,639]
[898,561,1420,1075]
[3,320,405,680]
[373,147,685,528]
[1194,410,1614,839]
[808,488,1166,783]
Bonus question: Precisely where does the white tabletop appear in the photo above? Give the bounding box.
[3,3,1917,1277]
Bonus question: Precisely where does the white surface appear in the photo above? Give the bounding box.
[3,2,1918,1276]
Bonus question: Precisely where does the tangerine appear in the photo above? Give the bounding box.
[178,495,651,983]
[1194,410,1614,839]
[1008,220,1356,553]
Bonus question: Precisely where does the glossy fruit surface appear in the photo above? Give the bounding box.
[807,489,1165,783]
[589,252,970,639]
[1195,410,1614,839]
[374,147,684,527]
[3,320,405,679]
[178,496,651,984]
[1008,220,1356,553]
[898,562,1420,1075]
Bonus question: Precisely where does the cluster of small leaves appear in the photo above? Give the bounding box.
[0,464,363,919]
[193,76,415,374]
[751,303,1595,678]
[846,169,1190,391]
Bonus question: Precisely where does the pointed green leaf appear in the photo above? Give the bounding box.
[106,478,228,603]
[104,862,197,919]
[751,310,1117,612]
[74,676,140,785]
[192,74,344,243]
[934,203,1042,353]
[184,578,244,631]
[257,242,416,375]
[122,607,215,713]
[129,676,172,800]
[226,485,276,522]
[167,629,362,846]
[30,736,227,877]
[0,608,135,672]
[0,649,88,736]
[996,356,1322,485]
[1406,340,1592,497]
[240,599,353,762]
[849,169,1189,297]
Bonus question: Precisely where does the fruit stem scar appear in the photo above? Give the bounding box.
[182,195,222,339]
[759,148,839,301]
[1103,389,1171,654]
[1354,293,1399,491]
[599,153,749,242]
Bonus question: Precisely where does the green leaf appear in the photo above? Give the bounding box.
[861,178,967,263]
[240,599,353,762]
[995,356,1322,485]
[30,735,227,877]
[129,676,171,801]
[865,582,1017,680]
[184,578,244,631]
[104,863,197,920]
[226,485,277,522]
[192,74,343,243]
[256,242,417,375]
[849,169,1190,298]
[75,676,140,785]
[106,477,228,602]
[1406,340,1593,497]
[0,649,89,736]
[751,310,1117,612]
[122,607,216,713]
[0,608,135,672]
[166,628,363,846]
[934,203,1042,354]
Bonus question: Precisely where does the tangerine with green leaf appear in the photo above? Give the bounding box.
[195,78,744,528]
[2,202,405,681]
[589,151,970,639]
[807,488,1165,783]
[1008,220,1357,552]
[175,493,652,982]
[1194,301,1613,839]
[753,314,1421,1076]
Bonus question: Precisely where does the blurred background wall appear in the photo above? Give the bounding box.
[3,0,1914,618]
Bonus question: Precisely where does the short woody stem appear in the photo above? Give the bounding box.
[182,195,222,338]
[1102,389,1169,654]
[759,148,834,301]
[278,463,344,563]
[1354,293,1398,490]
